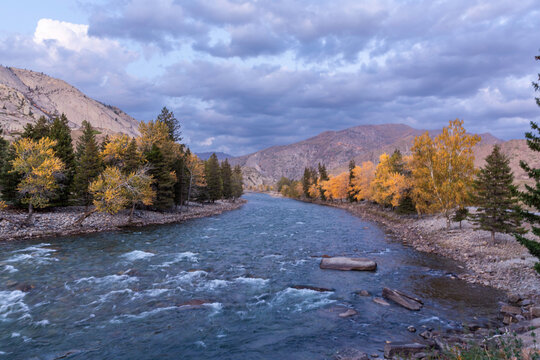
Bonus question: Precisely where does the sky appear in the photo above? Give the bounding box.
[0,0,539,156]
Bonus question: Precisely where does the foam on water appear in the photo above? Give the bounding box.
[2,265,17,273]
[5,244,58,265]
[74,274,138,286]
[199,279,230,290]
[272,287,336,312]
[121,250,155,261]
[34,319,49,326]
[234,277,269,286]
[0,290,29,322]
[110,306,177,323]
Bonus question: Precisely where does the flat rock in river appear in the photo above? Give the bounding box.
[320,257,377,271]
[382,288,423,311]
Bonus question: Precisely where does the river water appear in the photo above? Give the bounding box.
[0,193,503,359]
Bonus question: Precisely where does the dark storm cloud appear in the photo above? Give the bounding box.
[1,0,538,155]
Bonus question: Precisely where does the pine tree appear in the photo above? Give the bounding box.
[172,155,189,208]
[205,153,222,202]
[100,134,110,152]
[22,116,51,140]
[471,145,523,241]
[388,150,405,174]
[72,121,103,207]
[123,138,141,174]
[302,167,314,198]
[145,144,175,210]
[231,165,243,200]
[221,159,233,199]
[157,107,182,142]
[347,160,357,202]
[49,114,75,206]
[516,53,540,272]
[0,145,22,205]
[318,163,329,201]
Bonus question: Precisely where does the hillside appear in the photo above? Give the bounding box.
[0,66,139,139]
[230,123,508,187]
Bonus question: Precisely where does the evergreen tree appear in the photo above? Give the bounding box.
[0,145,22,205]
[205,153,222,202]
[318,163,329,201]
[472,145,523,241]
[221,159,233,199]
[231,165,243,200]
[347,159,357,202]
[124,138,141,174]
[516,53,540,272]
[49,114,75,206]
[302,167,314,198]
[172,155,189,208]
[388,149,405,174]
[100,134,110,152]
[22,116,51,140]
[452,207,469,229]
[157,107,182,142]
[0,125,8,180]
[145,144,175,210]
[72,121,103,207]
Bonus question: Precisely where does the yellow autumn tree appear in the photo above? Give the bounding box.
[137,120,172,153]
[308,181,320,199]
[89,166,128,215]
[350,161,376,201]
[11,137,64,219]
[123,167,156,222]
[184,152,206,205]
[410,119,480,228]
[324,172,349,201]
[371,153,408,207]
[101,134,133,168]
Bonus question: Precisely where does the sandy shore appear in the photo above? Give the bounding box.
[0,199,246,242]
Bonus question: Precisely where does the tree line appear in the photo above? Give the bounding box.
[0,107,243,223]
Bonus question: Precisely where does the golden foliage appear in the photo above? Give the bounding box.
[185,153,206,187]
[0,201,6,210]
[410,119,480,223]
[350,161,375,201]
[371,153,408,207]
[89,166,156,215]
[137,120,171,153]
[322,172,349,201]
[11,137,64,209]
[89,167,128,214]
[101,134,134,167]
[308,182,320,199]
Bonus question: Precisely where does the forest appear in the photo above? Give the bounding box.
[0,107,243,224]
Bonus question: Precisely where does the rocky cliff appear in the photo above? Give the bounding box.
[0,66,139,140]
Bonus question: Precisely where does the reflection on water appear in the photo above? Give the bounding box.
[0,193,503,359]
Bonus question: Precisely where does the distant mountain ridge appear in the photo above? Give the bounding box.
[228,123,526,188]
[0,66,140,140]
[196,152,234,161]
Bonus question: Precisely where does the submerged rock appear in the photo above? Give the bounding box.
[383,343,428,359]
[373,298,390,306]
[320,257,377,271]
[382,288,423,311]
[292,285,334,292]
[335,348,370,360]
[339,309,358,318]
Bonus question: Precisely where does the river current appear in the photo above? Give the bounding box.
[0,193,503,359]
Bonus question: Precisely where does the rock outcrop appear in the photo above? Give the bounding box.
[0,66,140,140]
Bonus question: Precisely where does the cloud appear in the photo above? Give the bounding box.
[198,136,215,146]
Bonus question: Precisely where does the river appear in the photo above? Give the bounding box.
[0,193,504,359]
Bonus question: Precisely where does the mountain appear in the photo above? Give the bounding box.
[229,123,520,188]
[0,66,139,140]
[196,152,234,161]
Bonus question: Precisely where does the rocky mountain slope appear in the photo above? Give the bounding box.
[230,123,511,187]
[0,66,139,140]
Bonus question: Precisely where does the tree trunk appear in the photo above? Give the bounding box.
[129,203,136,223]
[491,231,495,243]
[446,215,450,230]
[73,208,96,226]
[25,203,34,225]
[187,172,193,208]
[459,221,462,229]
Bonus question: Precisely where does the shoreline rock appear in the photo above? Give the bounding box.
[0,199,246,242]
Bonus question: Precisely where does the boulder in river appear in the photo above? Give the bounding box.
[292,285,334,292]
[320,257,377,271]
[382,288,423,311]
[339,309,358,318]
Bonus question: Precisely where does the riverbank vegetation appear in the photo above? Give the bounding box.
[0,107,243,225]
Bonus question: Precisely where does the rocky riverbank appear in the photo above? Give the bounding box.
[0,199,246,241]
[311,200,540,359]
